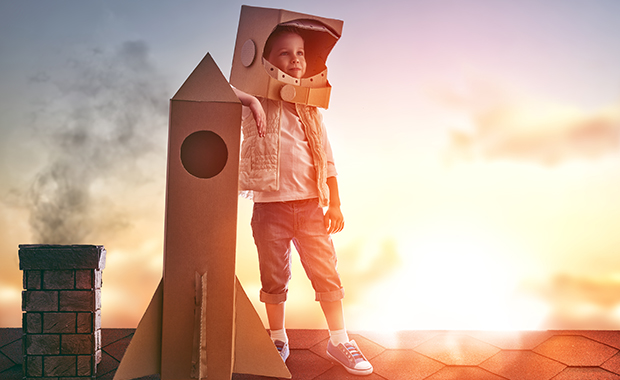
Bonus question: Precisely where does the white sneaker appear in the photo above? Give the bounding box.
[274,339,290,362]
[326,339,373,375]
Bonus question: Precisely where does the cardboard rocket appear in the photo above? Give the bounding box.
[230,5,343,109]
[114,6,344,380]
[113,53,291,380]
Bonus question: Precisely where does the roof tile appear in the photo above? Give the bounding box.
[479,350,566,380]
[0,338,23,365]
[414,333,501,365]
[0,329,21,348]
[425,366,508,380]
[288,329,329,349]
[372,350,444,380]
[533,335,618,366]
[286,349,332,380]
[96,371,116,380]
[97,350,121,377]
[551,367,620,380]
[102,335,132,362]
[0,352,16,374]
[358,330,440,349]
[602,352,620,375]
[0,365,22,380]
[467,330,555,350]
[575,331,620,350]
[6,328,620,380]
[101,328,134,347]
[313,365,387,380]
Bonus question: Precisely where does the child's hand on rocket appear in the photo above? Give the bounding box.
[248,97,266,138]
[231,86,266,137]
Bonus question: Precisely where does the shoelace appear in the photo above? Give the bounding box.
[275,341,286,352]
[343,343,364,362]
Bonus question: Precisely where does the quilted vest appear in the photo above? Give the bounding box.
[239,98,329,207]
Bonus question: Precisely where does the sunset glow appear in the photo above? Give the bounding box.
[3,0,620,331]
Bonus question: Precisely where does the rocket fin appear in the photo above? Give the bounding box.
[233,277,292,378]
[113,279,163,380]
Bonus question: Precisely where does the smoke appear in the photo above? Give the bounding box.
[12,40,169,244]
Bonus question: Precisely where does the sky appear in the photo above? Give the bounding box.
[2,0,620,331]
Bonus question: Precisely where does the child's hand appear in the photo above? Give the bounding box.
[248,97,266,138]
[324,205,344,234]
[231,86,266,137]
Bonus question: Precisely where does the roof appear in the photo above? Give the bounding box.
[2,328,620,379]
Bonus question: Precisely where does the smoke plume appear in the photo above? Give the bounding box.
[17,40,169,244]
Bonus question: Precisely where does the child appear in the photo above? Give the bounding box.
[233,26,373,376]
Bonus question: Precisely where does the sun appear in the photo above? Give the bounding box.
[348,221,547,331]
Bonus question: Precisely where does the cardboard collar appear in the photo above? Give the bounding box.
[263,58,328,88]
[262,58,331,104]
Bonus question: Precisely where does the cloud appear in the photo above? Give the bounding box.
[337,237,402,304]
[525,274,620,329]
[436,81,620,165]
[3,40,169,244]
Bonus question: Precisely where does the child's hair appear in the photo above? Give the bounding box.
[263,25,304,59]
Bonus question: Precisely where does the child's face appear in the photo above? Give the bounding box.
[267,32,307,79]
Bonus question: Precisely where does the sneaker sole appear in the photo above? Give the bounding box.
[326,349,373,376]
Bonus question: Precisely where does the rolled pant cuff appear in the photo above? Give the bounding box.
[315,287,345,302]
[260,289,288,304]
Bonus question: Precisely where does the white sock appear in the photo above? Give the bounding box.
[270,328,288,343]
[329,328,349,346]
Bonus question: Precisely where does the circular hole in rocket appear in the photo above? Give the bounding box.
[180,131,228,179]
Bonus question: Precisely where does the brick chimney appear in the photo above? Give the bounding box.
[19,244,106,379]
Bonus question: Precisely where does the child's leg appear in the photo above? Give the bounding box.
[251,201,294,324]
[319,299,344,331]
[290,199,348,342]
[266,301,289,362]
[251,201,294,361]
[320,299,350,346]
[291,199,373,374]
[266,302,286,331]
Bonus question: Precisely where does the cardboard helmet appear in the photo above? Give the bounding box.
[230,5,343,109]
